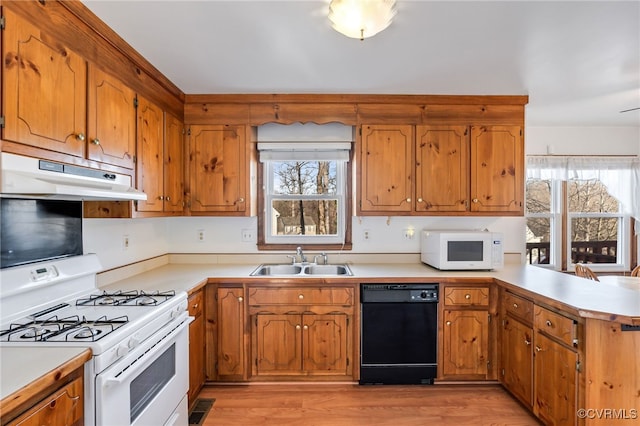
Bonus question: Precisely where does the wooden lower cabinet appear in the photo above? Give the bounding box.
[216,287,246,380]
[533,331,578,426]
[188,289,205,405]
[7,376,83,426]
[252,313,350,377]
[442,309,490,378]
[501,316,534,408]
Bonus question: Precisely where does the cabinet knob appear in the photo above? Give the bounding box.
[417,198,423,203]
[513,303,518,309]
[303,325,308,330]
[296,325,301,330]
[472,198,479,203]
[465,294,471,300]
[298,294,304,300]
[535,345,542,352]
[237,296,243,302]
[76,133,85,141]
[237,197,245,203]
[446,321,451,326]
[165,196,171,201]
[192,303,199,309]
[524,339,531,346]
[545,320,553,327]
[158,196,164,200]
[406,198,411,202]
[91,138,100,146]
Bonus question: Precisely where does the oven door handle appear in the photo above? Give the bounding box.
[103,316,190,387]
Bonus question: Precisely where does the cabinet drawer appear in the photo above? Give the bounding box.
[188,290,204,317]
[8,376,83,426]
[248,287,354,306]
[503,292,533,324]
[533,305,576,348]
[443,287,489,307]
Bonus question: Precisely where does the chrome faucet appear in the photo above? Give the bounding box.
[296,246,307,263]
[313,252,328,265]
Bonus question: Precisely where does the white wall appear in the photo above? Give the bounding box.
[525,126,640,155]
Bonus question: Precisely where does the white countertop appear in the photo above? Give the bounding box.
[99,261,640,322]
[0,347,90,401]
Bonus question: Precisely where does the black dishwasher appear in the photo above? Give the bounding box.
[360,283,439,385]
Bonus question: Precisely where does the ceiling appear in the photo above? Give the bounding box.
[81,0,640,127]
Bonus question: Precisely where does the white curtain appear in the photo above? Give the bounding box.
[527,156,640,223]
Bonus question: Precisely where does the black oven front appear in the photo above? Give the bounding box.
[360,283,439,385]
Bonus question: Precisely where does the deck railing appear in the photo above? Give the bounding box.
[526,241,617,264]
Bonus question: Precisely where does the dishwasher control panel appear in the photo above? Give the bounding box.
[361,284,439,303]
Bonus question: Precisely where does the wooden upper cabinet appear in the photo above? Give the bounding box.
[2,8,86,157]
[87,66,136,169]
[358,125,414,214]
[470,126,523,213]
[188,125,248,214]
[136,96,164,212]
[164,113,185,212]
[415,125,469,212]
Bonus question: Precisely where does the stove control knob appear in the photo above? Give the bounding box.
[116,344,129,357]
[128,336,141,349]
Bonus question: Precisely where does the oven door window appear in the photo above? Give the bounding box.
[130,343,176,422]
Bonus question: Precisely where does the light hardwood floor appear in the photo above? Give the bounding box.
[196,383,541,425]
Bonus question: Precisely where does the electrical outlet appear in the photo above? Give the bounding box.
[363,229,371,240]
[123,235,130,251]
[197,229,205,242]
[241,229,254,242]
[403,228,415,240]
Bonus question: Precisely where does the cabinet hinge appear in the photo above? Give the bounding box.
[0,16,5,30]
[255,358,258,367]
[488,313,492,323]
[501,319,506,327]
[133,97,139,108]
[501,368,505,376]
[133,155,137,164]
[0,116,5,128]
[347,357,350,367]
[187,127,191,136]
[576,361,582,372]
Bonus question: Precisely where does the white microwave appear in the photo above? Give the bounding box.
[421,230,504,271]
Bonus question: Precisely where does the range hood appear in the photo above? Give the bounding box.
[0,152,147,201]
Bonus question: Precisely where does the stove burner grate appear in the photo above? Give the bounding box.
[0,314,129,342]
[76,290,176,307]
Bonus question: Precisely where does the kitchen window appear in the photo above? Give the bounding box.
[526,156,640,272]
[258,142,352,248]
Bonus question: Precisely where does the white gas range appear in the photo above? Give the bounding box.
[0,254,191,426]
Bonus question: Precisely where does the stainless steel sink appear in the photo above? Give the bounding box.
[303,264,352,276]
[250,264,302,276]
[250,263,352,276]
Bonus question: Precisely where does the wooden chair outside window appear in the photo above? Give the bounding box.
[574,264,599,281]
[631,264,640,277]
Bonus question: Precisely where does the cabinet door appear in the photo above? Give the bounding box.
[470,125,523,213]
[501,316,533,408]
[87,65,136,169]
[442,310,489,377]
[189,125,247,213]
[253,314,301,376]
[359,125,413,213]
[534,332,578,426]
[302,314,350,375]
[2,8,86,157]
[217,288,245,379]
[188,291,205,404]
[415,125,469,212]
[136,96,164,212]
[164,113,185,212]
[8,376,83,426]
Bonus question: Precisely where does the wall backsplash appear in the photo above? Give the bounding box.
[84,215,525,270]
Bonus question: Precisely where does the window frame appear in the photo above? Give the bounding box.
[256,152,353,251]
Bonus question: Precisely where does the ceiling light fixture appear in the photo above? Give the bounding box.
[328,0,397,41]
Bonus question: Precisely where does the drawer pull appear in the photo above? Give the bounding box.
[298,294,304,300]
[446,321,452,326]
[238,296,243,302]
[465,294,471,300]
[513,303,518,309]
[546,320,553,327]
